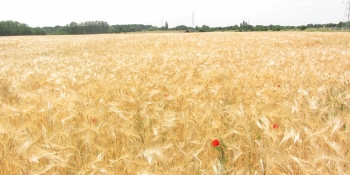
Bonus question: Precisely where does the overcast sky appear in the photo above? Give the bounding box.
[0,0,348,27]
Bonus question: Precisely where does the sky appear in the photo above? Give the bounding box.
[0,0,348,28]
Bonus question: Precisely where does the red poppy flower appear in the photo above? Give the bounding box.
[212,139,220,147]
[164,94,168,97]
[92,118,95,123]
[277,84,281,88]
[273,123,278,129]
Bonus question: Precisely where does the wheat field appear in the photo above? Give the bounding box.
[0,32,349,174]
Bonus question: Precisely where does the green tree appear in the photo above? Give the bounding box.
[173,25,189,30]
[32,27,46,35]
[69,22,78,34]
[337,21,343,28]
[195,25,199,30]
[0,20,37,36]
[199,25,211,32]
[299,25,307,30]
[129,26,136,32]
[0,22,6,35]
[148,26,157,31]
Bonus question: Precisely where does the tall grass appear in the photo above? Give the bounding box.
[0,32,349,174]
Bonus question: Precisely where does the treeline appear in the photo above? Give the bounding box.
[307,21,346,28]
[0,20,157,35]
[0,20,46,36]
[68,21,110,34]
[196,20,349,32]
[41,22,156,35]
[1,20,349,36]
[111,24,153,33]
[42,21,110,35]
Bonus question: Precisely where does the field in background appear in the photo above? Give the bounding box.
[0,32,349,174]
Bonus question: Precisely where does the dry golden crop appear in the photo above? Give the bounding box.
[0,32,349,174]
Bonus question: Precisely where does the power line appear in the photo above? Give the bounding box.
[199,0,336,18]
[154,1,343,27]
[344,0,350,29]
[194,1,343,26]
[348,1,350,29]
[252,0,341,21]
[198,0,301,17]
[252,3,344,25]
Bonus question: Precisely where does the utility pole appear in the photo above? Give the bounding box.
[347,1,350,29]
[161,16,164,28]
[344,0,350,30]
